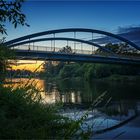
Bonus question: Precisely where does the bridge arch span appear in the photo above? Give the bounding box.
[5,28,140,51]
[9,37,115,54]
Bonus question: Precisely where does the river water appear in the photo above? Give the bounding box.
[5,78,140,132]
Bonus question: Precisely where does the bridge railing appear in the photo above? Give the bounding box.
[12,45,140,60]
[13,45,95,55]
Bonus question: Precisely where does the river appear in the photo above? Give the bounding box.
[5,78,140,132]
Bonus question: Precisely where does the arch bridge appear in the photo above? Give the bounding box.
[5,28,140,65]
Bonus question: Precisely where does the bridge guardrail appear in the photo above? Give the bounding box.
[13,45,95,55]
[13,45,140,60]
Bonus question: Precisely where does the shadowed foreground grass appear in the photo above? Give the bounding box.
[0,84,91,139]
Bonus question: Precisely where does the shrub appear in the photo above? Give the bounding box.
[0,84,90,139]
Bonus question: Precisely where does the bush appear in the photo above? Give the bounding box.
[0,84,89,139]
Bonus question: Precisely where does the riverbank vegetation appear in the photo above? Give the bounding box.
[42,61,140,82]
[41,43,140,81]
[0,84,93,139]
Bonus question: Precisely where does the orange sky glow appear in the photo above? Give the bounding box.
[11,60,45,72]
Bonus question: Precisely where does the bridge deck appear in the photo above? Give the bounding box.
[14,50,140,65]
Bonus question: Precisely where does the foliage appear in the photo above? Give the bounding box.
[59,63,82,78]
[59,45,73,54]
[0,0,29,79]
[0,44,15,82]
[83,64,95,81]
[43,60,140,81]
[0,84,91,139]
[42,43,140,81]
[96,43,139,55]
[43,61,65,77]
[0,0,29,35]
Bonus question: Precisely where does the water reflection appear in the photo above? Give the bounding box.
[4,78,58,103]
[5,78,140,105]
[5,78,140,131]
[5,78,45,91]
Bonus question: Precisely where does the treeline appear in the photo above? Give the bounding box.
[6,69,40,78]
[42,43,140,81]
[96,43,139,56]
[43,61,140,81]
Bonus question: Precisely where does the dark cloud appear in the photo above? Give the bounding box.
[92,26,140,46]
[117,26,140,34]
[118,26,140,46]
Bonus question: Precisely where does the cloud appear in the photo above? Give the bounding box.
[91,26,140,46]
[118,26,140,46]
[117,26,140,34]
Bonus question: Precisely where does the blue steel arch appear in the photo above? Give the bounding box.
[9,37,115,54]
[5,28,140,51]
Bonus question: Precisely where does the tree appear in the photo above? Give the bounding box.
[0,0,29,35]
[95,43,139,56]
[59,45,73,54]
[0,0,29,81]
[0,43,15,82]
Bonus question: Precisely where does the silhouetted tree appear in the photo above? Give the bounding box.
[0,0,29,82]
[0,0,29,35]
[0,44,15,82]
[59,45,72,54]
[96,43,139,56]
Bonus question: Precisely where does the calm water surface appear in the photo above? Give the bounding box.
[5,78,140,131]
[5,78,140,105]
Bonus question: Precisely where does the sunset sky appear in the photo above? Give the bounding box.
[11,60,44,72]
[4,1,140,71]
